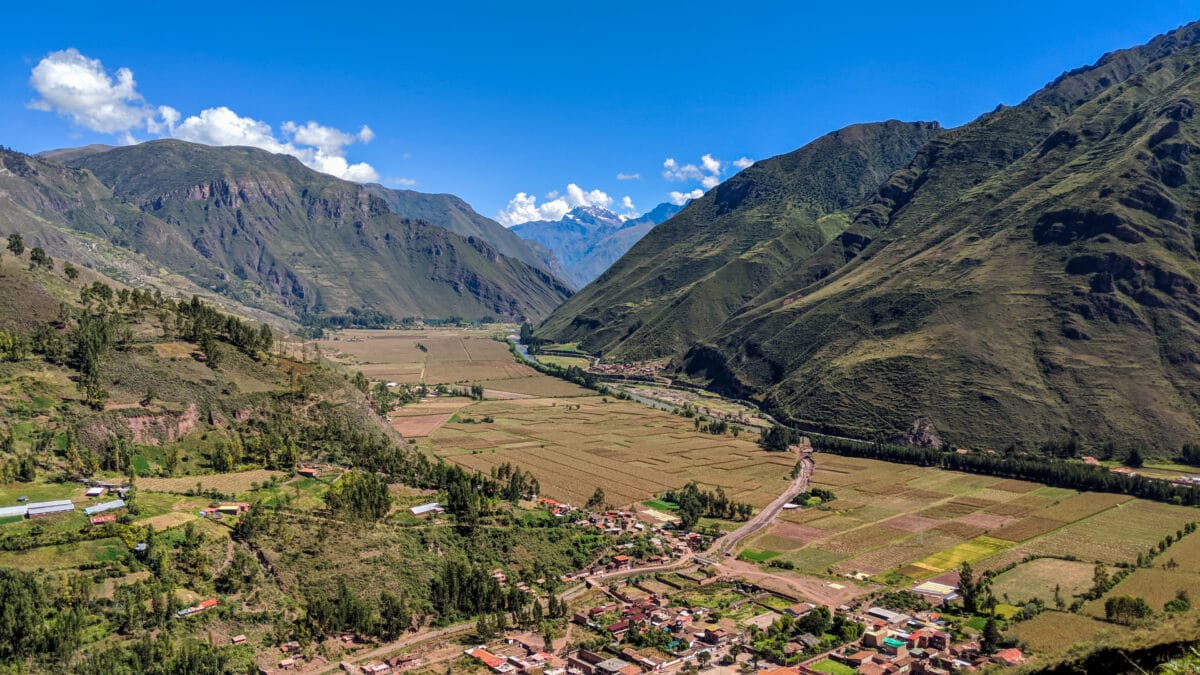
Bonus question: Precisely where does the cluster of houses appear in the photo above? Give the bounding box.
[805,607,1025,674]
[538,497,575,517]
[176,597,218,618]
[467,640,564,675]
[587,361,666,380]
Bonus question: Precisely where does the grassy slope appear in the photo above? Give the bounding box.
[364,184,572,283]
[686,22,1200,450]
[538,120,943,358]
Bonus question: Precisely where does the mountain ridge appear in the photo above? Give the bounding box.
[511,201,683,288]
[9,140,571,323]
[544,19,1200,451]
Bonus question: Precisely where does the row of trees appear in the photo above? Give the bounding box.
[662,482,754,529]
[809,435,1200,506]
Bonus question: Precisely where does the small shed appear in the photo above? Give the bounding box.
[82,499,126,516]
[409,502,443,516]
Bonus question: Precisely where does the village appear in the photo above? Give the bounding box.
[315,497,1026,675]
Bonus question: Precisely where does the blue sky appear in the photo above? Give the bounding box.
[2,1,1196,225]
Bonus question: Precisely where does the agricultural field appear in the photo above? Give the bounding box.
[319,328,589,398]
[991,558,1108,605]
[740,455,1200,594]
[138,469,285,496]
[428,396,794,508]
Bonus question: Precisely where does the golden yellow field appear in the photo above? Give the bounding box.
[318,328,590,396]
[429,396,794,508]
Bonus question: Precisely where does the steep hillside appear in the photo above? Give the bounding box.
[511,202,682,287]
[0,148,299,326]
[46,141,571,322]
[363,184,571,283]
[539,120,942,355]
[673,21,1200,450]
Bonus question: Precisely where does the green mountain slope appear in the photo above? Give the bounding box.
[538,120,942,357]
[45,140,571,322]
[671,21,1200,450]
[363,184,571,284]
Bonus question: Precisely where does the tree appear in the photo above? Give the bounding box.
[1165,589,1191,614]
[325,470,391,521]
[697,651,712,669]
[981,615,1002,654]
[1124,447,1145,469]
[1104,595,1153,624]
[63,262,79,280]
[1092,563,1110,596]
[586,487,606,510]
[28,247,51,270]
[199,332,220,369]
[6,233,23,257]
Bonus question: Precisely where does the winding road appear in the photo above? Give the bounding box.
[318,445,813,673]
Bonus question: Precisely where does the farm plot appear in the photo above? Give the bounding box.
[1021,501,1199,564]
[1031,492,1131,522]
[991,558,1108,604]
[1005,611,1125,656]
[1084,567,1200,618]
[905,536,1012,579]
[138,469,284,495]
[430,396,793,508]
[318,329,589,396]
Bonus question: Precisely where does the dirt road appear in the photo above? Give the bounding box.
[711,449,813,557]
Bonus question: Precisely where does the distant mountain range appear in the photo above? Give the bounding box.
[6,140,571,323]
[511,201,683,288]
[541,20,1200,451]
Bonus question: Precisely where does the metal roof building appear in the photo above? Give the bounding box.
[0,504,28,518]
[82,499,126,516]
[410,502,443,516]
[27,500,76,517]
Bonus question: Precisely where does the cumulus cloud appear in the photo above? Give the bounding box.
[28,48,158,134]
[28,48,381,183]
[733,156,755,169]
[616,172,641,180]
[497,183,615,226]
[663,153,724,189]
[669,189,704,206]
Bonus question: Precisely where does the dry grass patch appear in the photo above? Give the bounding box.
[1086,567,1200,618]
[992,558,1105,604]
[1006,611,1125,656]
[390,414,453,437]
[139,469,283,495]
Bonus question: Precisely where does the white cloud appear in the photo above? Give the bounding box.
[669,189,704,206]
[29,49,382,183]
[621,196,636,211]
[616,172,640,180]
[733,156,755,169]
[385,177,417,187]
[663,152,723,190]
[28,48,158,134]
[497,183,614,226]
